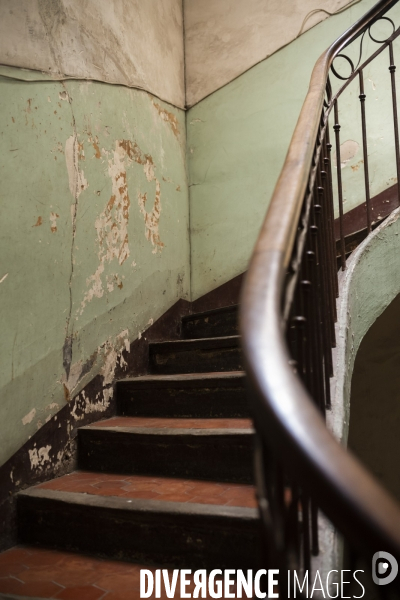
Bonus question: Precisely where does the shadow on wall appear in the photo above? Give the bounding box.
[349,292,400,503]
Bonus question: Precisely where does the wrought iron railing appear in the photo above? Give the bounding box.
[241,0,400,594]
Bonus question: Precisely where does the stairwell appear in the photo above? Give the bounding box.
[5,304,261,593]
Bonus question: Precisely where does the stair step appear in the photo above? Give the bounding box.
[17,486,260,569]
[181,305,239,339]
[78,417,254,483]
[116,371,249,418]
[149,336,242,374]
[34,471,258,508]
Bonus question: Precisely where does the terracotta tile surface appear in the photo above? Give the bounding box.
[0,546,253,599]
[37,472,257,508]
[89,416,253,429]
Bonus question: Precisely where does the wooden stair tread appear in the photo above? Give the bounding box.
[34,471,257,508]
[181,304,239,322]
[118,370,245,383]
[150,335,240,349]
[85,416,253,431]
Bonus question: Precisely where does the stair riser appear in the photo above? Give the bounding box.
[150,346,243,374]
[117,381,249,418]
[17,496,260,569]
[182,311,238,339]
[78,430,254,483]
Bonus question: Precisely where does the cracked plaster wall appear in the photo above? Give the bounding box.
[0,67,189,467]
[0,0,185,109]
[184,0,355,107]
[187,0,400,300]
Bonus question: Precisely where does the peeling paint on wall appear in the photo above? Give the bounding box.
[152,100,180,138]
[50,212,59,232]
[22,409,36,426]
[138,181,164,253]
[81,137,165,312]
[0,72,189,471]
[80,140,132,312]
[71,389,111,422]
[28,445,51,470]
[65,134,88,200]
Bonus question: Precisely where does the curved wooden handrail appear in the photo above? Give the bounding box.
[241,0,400,564]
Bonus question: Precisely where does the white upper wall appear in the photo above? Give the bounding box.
[0,0,185,108]
[184,0,355,107]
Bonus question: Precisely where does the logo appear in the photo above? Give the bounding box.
[372,551,398,586]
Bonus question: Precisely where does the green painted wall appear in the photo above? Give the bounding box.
[0,67,189,467]
[187,0,400,300]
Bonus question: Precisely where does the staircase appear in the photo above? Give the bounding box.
[16,305,261,571]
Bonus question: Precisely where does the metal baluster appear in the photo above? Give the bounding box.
[333,100,346,270]
[316,162,335,358]
[389,41,400,205]
[324,126,339,297]
[311,189,331,410]
[306,246,326,415]
[359,70,372,232]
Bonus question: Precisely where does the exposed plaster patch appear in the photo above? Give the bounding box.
[0,273,8,284]
[22,409,36,426]
[152,101,179,138]
[87,134,101,159]
[80,138,164,311]
[80,140,133,312]
[29,445,51,470]
[138,181,164,253]
[106,273,124,292]
[50,212,59,232]
[59,90,70,102]
[71,389,112,421]
[65,134,88,200]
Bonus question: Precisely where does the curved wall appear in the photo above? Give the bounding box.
[331,207,400,447]
[348,290,400,502]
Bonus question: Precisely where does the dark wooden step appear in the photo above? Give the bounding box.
[116,372,249,418]
[78,417,254,483]
[17,488,261,569]
[181,305,239,339]
[149,336,242,374]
